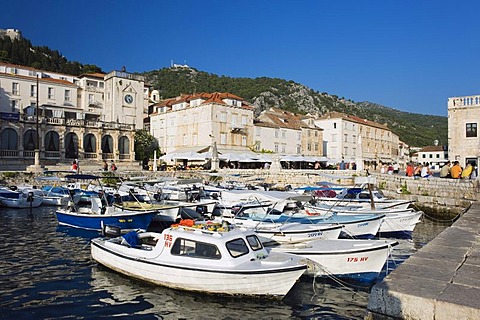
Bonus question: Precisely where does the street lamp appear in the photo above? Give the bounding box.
[34,74,40,167]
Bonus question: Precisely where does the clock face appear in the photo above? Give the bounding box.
[124,94,133,104]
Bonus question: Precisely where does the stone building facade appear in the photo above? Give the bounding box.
[448,95,480,167]
[0,63,148,170]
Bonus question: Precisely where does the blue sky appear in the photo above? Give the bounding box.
[3,0,480,116]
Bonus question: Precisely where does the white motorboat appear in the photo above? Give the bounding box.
[303,204,423,239]
[223,218,343,244]
[269,238,398,282]
[91,223,307,298]
[0,186,43,208]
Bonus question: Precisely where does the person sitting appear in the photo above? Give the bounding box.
[450,161,462,179]
[439,161,451,178]
[421,162,433,178]
[461,163,473,179]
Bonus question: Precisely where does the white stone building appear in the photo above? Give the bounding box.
[315,111,400,170]
[0,63,148,170]
[253,108,323,157]
[149,92,255,157]
[448,95,480,167]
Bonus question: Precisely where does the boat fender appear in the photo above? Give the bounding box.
[396,188,402,194]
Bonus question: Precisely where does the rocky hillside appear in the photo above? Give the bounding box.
[143,66,447,147]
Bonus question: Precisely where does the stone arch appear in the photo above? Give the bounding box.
[118,136,130,155]
[102,135,114,154]
[84,133,97,153]
[0,128,18,150]
[45,131,60,151]
[23,129,37,150]
[65,132,79,159]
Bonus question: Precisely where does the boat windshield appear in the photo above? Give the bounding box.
[246,235,263,251]
[226,238,249,258]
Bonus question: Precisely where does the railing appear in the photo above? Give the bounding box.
[45,151,60,158]
[23,151,35,158]
[0,150,19,157]
[84,152,98,159]
[46,118,64,125]
[119,154,130,160]
[102,153,114,160]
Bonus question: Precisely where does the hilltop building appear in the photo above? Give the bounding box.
[0,62,149,170]
[0,28,21,40]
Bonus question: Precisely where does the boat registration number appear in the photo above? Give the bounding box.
[164,234,173,247]
[347,257,369,262]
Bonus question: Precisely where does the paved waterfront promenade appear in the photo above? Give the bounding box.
[367,202,480,320]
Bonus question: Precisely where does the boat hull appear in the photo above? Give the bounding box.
[55,209,156,231]
[270,239,397,282]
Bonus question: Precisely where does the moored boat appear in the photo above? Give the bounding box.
[269,238,398,282]
[91,223,307,298]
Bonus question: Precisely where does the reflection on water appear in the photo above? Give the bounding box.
[0,206,450,319]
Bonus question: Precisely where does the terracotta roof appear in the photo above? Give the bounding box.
[258,107,319,131]
[419,145,445,152]
[318,111,390,131]
[78,72,105,79]
[156,92,253,109]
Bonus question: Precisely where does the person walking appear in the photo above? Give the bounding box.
[111,160,117,171]
[102,160,108,171]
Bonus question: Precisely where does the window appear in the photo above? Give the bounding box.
[331,134,337,142]
[183,134,187,146]
[282,144,286,153]
[429,154,433,158]
[30,85,36,97]
[255,127,261,136]
[241,115,247,125]
[314,143,319,151]
[220,112,227,122]
[226,238,249,258]
[274,143,279,153]
[171,239,221,260]
[48,87,55,99]
[193,134,198,145]
[11,100,19,112]
[333,122,337,129]
[12,83,19,95]
[220,133,227,144]
[307,142,311,151]
[466,123,477,137]
[344,134,348,143]
[422,154,426,158]
[65,90,71,101]
[246,235,263,251]
[88,94,94,104]
[297,132,301,140]
[241,136,247,146]
[275,129,279,138]
[297,145,301,153]
[281,130,286,139]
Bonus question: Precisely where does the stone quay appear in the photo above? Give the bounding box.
[366,201,480,320]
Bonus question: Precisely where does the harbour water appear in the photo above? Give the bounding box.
[0,206,450,320]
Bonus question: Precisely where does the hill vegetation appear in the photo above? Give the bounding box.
[0,33,447,147]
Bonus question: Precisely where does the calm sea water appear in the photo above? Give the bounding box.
[0,206,449,320]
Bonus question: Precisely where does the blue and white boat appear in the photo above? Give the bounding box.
[55,174,157,231]
[237,210,384,240]
[269,238,398,282]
